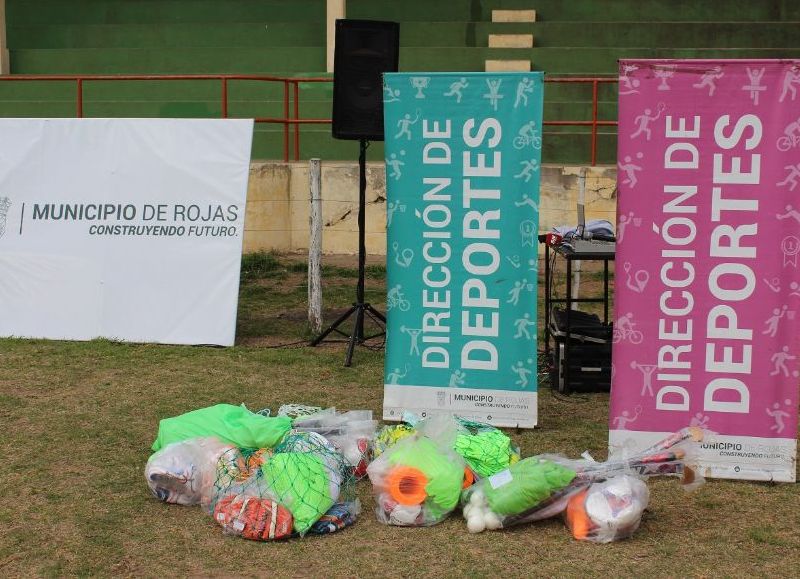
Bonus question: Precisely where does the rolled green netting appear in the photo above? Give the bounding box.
[209,432,357,539]
[454,417,520,479]
[151,404,292,452]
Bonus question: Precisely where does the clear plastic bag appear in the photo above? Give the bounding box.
[372,415,520,482]
[462,427,706,533]
[145,437,234,506]
[367,416,467,526]
[565,475,649,543]
[292,409,378,479]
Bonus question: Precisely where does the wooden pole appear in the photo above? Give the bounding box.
[308,158,323,333]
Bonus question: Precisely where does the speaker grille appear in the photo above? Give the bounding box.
[332,20,400,141]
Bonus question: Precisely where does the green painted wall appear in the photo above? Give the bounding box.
[2,0,798,164]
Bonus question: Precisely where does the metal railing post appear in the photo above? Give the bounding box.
[283,80,290,162]
[221,77,228,118]
[591,79,599,167]
[76,78,83,117]
[293,80,300,161]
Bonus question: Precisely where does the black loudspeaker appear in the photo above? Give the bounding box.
[332,19,399,141]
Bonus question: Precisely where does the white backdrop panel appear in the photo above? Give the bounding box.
[0,118,254,346]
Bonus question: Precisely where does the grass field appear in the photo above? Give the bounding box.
[0,252,797,577]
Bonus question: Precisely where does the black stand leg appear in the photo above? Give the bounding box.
[310,139,386,366]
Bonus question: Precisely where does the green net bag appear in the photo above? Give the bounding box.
[209,432,357,539]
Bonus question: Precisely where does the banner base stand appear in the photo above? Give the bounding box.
[311,301,385,366]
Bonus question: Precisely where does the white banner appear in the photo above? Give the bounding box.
[0,118,254,346]
[610,430,796,483]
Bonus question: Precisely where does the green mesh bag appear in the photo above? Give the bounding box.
[209,432,357,538]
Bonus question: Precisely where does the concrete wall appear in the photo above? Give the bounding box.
[243,161,617,255]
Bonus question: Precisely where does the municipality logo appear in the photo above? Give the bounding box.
[0,196,10,238]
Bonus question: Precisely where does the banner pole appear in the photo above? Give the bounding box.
[356,139,367,341]
[571,167,585,310]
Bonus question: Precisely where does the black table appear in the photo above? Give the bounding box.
[543,242,615,393]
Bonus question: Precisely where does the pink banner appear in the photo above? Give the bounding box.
[611,60,800,482]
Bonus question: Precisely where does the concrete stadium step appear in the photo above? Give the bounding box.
[344,0,797,22]
[8,46,510,75]
[10,47,326,74]
[488,34,534,48]
[12,19,792,53]
[402,22,535,47]
[499,0,798,22]
[8,22,538,50]
[9,0,796,26]
[485,59,531,72]
[8,22,326,49]
[528,21,800,48]
[422,46,800,75]
[6,0,324,25]
[345,0,488,22]
[491,10,537,23]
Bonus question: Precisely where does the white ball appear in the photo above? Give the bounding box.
[484,511,502,530]
[463,504,474,518]
[389,504,422,526]
[469,490,485,506]
[467,514,486,533]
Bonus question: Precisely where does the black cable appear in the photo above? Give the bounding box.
[261,339,311,349]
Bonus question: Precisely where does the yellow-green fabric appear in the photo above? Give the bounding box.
[151,404,291,451]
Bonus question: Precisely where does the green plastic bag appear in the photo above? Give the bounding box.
[151,404,292,452]
[485,458,576,516]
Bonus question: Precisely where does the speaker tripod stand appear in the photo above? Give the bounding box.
[310,139,386,366]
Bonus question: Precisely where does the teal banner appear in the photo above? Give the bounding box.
[382,72,543,428]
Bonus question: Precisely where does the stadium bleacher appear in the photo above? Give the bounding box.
[3,0,799,164]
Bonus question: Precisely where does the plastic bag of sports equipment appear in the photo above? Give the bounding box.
[292,409,378,479]
[151,403,292,451]
[372,414,520,482]
[368,416,468,526]
[209,431,357,538]
[145,437,235,506]
[453,416,521,480]
[564,475,649,543]
[462,427,705,533]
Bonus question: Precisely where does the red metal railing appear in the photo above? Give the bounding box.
[0,74,618,165]
[544,77,618,166]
